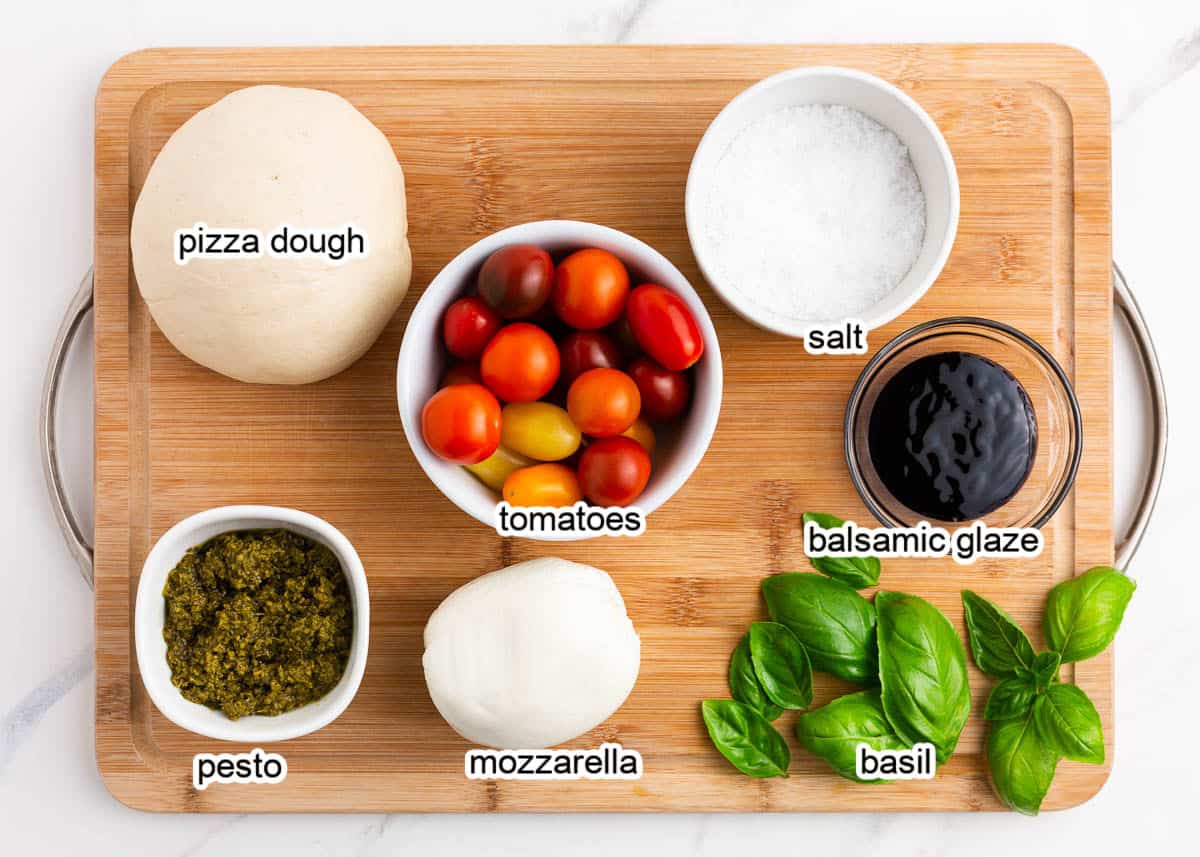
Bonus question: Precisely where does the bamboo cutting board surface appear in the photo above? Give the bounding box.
[94,45,1112,812]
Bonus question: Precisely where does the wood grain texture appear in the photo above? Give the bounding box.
[93,45,1112,813]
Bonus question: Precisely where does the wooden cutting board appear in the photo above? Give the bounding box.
[93,45,1112,812]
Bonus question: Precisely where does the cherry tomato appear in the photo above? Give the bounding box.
[465,445,533,491]
[626,284,704,371]
[621,418,656,455]
[501,402,581,461]
[626,356,690,422]
[559,330,622,386]
[442,296,501,361]
[608,317,641,361]
[503,463,583,508]
[441,362,482,387]
[477,244,554,319]
[481,323,560,402]
[578,436,651,506]
[421,383,501,465]
[552,248,630,330]
[567,368,641,437]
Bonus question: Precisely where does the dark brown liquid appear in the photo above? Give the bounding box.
[867,351,1037,521]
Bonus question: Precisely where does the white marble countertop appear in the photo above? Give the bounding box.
[2,0,1195,852]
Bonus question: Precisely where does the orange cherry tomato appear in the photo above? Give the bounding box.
[567,367,641,437]
[480,323,561,402]
[502,463,583,507]
[578,436,651,506]
[421,383,501,464]
[625,283,704,371]
[620,417,656,455]
[552,248,630,330]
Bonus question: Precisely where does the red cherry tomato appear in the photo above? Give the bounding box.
[441,362,482,387]
[552,248,630,330]
[567,367,641,437]
[480,323,560,402]
[625,284,705,371]
[477,244,554,319]
[627,356,690,422]
[442,297,501,361]
[421,383,501,465]
[578,436,651,506]
[559,331,622,386]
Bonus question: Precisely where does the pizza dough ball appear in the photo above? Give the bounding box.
[422,558,641,748]
[130,85,412,384]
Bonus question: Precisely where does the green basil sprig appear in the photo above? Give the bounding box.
[795,689,906,783]
[964,567,1134,815]
[701,699,790,778]
[988,709,1059,815]
[728,634,782,721]
[1030,651,1061,690]
[1033,684,1104,765]
[801,512,881,589]
[985,678,1038,721]
[876,591,971,764]
[761,573,878,683]
[1044,566,1136,663]
[748,621,814,710]
[961,589,1036,678]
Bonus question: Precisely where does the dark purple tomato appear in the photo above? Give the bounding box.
[627,356,690,422]
[477,244,554,319]
[559,331,622,386]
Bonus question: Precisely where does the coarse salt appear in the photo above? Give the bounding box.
[700,104,926,324]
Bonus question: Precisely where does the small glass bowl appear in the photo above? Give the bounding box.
[844,317,1082,529]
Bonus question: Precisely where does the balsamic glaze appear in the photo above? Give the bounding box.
[867,351,1037,521]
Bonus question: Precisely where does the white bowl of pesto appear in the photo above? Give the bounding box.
[134,505,369,743]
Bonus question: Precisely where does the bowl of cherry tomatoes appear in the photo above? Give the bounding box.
[397,220,722,539]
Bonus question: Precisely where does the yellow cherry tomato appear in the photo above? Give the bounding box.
[500,401,582,461]
[620,417,656,455]
[502,463,583,507]
[464,445,534,491]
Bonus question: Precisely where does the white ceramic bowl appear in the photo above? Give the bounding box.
[134,505,370,743]
[685,66,960,338]
[397,220,723,539]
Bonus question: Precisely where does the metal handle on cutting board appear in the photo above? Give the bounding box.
[40,268,94,588]
[1112,263,1168,571]
[39,264,1168,590]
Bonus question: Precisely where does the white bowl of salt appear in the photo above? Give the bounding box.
[685,66,959,339]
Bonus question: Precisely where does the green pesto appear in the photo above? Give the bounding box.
[162,528,353,720]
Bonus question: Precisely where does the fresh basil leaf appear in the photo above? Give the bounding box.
[1044,566,1136,663]
[795,689,908,783]
[748,621,813,710]
[1031,651,1061,691]
[988,710,1059,815]
[985,677,1037,721]
[729,634,782,721]
[961,590,1036,678]
[761,573,878,683]
[802,512,881,589]
[701,699,790,778]
[876,591,971,764]
[1032,683,1105,765]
